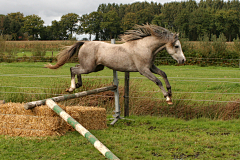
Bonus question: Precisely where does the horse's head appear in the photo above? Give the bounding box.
[165,35,186,64]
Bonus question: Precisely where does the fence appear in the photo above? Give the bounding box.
[1,73,239,104]
[1,55,240,68]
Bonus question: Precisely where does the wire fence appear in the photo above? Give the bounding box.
[1,73,239,104]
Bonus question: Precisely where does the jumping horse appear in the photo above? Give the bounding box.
[46,24,186,104]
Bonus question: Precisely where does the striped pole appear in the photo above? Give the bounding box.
[24,85,117,110]
[46,99,120,160]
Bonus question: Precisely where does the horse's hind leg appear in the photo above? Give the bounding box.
[66,65,90,92]
[75,65,104,89]
[66,64,103,92]
[139,68,172,104]
[76,74,82,88]
[73,64,83,89]
[66,68,77,92]
[150,65,172,96]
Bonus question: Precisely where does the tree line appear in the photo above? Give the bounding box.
[1,0,240,41]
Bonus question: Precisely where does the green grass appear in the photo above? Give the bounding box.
[1,116,240,159]
[0,62,239,103]
[0,62,239,119]
[0,63,240,159]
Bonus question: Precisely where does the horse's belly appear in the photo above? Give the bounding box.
[98,58,138,72]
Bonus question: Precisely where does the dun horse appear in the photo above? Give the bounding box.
[46,24,186,104]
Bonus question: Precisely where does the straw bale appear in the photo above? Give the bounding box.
[0,128,65,137]
[0,114,66,131]
[0,100,5,104]
[66,106,107,131]
[0,102,67,137]
[0,103,107,137]
[0,102,66,117]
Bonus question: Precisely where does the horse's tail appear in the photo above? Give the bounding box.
[45,41,85,69]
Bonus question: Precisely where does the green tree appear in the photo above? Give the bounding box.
[161,2,182,29]
[215,9,240,41]
[100,10,121,40]
[39,26,53,40]
[23,14,44,40]
[60,13,79,39]
[189,8,214,40]
[0,15,4,35]
[136,9,154,24]
[79,12,102,40]
[51,20,64,40]
[2,12,24,40]
[121,12,137,31]
[152,14,167,27]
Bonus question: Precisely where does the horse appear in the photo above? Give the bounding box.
[46,24,186,104]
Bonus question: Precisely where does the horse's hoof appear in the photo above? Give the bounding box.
[166,96,173,105]
[75,83,82,88]
[167,100,173,105]
[65,88,73,93]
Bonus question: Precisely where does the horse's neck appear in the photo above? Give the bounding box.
[138,36,167,54]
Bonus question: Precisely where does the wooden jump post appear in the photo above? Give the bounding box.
[24,85,117,110]
[46,99,120,160]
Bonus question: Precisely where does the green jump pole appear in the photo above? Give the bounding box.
[24,85,117,110]
[45,99,120,160]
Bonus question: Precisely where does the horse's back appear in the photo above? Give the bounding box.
[78,41,138,72]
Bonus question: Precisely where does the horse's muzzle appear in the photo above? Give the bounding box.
[178,58,186,64]
[182,59,185,64]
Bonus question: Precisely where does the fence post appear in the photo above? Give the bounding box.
[124,72,129,117]
[110,39,121,125]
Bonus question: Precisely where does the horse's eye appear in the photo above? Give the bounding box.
[175,46,179,49]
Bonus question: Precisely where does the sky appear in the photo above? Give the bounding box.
[1,0,186,26]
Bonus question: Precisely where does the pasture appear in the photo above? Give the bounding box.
[0,62,239,118]
[0,62,240,159]
[1,116,240,159]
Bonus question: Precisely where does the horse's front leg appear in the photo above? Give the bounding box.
[139,68,173,105]
[150,65,172,97]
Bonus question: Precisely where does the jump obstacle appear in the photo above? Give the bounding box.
[24,75,121,125]
[25,39,122,125]
[46,99,119,160]
[24,85,117,109]
[21,39,122,159]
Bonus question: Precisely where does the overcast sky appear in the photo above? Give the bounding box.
[1,0,189,26]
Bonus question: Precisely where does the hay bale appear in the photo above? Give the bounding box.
[0,100,5,104]
[0,102,66,117]
[0,128,64,137]
[0,114,65,131]
[0,103,107,137]
[66,106,107,131]
[0,103,67,137]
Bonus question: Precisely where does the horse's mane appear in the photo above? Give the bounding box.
[120,24,177,42]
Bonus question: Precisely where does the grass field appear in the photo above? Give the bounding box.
[0,62,240,159]
[0,62,239,118]
[1,116,240,159]
[0,62,239,102]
